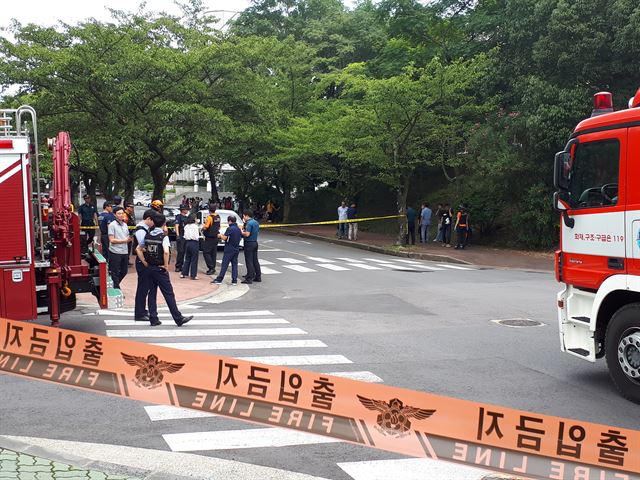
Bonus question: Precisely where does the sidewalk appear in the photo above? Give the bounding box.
[272,225,554,271]
[0,446,134,479]
[78,258,223,309]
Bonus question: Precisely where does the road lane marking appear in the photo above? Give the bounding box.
[306,257,335,262]
[436,264,475,270]
[324,371,383,383]
[260,266,282,274]
[106,327,308,338]
[393,259,423,264]
[258,259,275,265]
[104,318,289,327]
[96,310,275,317]
[163,428,340,451]
[278,258,307,264]
[146,405,215,420]
[362,258,392,263]
[336,257,364,263]
[283,265,317,273]
[346,263,383,270]
[236,354,352,366]
[337,458,492,480]
[149,339,328,351]
[316,263,350,271]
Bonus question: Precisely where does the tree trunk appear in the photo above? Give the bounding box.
[202,162,219,202]
[395,174,410,246]
[282,184,292,223]
[150,166,167,201]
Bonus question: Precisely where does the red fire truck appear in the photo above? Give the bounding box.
[555,89,640,403]
[0,106,110,326]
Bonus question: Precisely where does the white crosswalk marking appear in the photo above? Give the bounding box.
[306,256,335,262]
[106,327,307,338]
[217,259,244,266]
[346,263,383,270]
[316,263,350,271]
[393,259,423,264]
[283,265,317,273]
[336,257,364,263]
[436,263,474,270]
[150,339,328,351]
[163,428,340,452]
[103,318,289,327]
[260,266,282,275]
[279,258,307,264]
[97,310,275,317]
[99,308,387,463]
[237,354,352,366]
[324,371,383,383]
[258,259,275,265]
[362,258,392,263]
[337,458,492,480]
[411,264,445,271]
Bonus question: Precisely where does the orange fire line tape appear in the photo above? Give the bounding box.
[0,317,637,480]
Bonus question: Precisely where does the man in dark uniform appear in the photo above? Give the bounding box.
[174,205,189,272]
[133,209,157,322]
[78,194,97,251]
[202,203,220,275]
[135,212,192,327]
[98,202,114,262]
[211,215,242,285]
[241,210,261,284]
[124,202,136,265]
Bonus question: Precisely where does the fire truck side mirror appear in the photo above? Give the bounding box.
[553,191,568,212]
[554,150,571,190]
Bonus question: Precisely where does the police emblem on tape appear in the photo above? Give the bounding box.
[357,395,435,437]
[121,353,185,389]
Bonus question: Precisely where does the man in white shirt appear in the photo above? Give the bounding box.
[108,207,132,289]
[337,201,348,239]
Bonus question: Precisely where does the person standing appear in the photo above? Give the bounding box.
[133,209,157,322]
[135,212,192,327]
[202,203,221,275]
[180,214,201,280]
[441,203,453,247]
[337,201,348,239]
[108,207,132,289]
[211,215,242,285]
[419,203,432,243]
[78,194,98,251]
[241,210,261,284]
[98,202,114,262]
[406,205,417,245]
[454,204,470,250]
[433,203,443,242]
[124,202,136,266]
[347,203,358,241]
[174,205,189,272]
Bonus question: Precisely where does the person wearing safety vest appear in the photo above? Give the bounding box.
[454,204,470,250]
[202,203,221,276]
[135,211,192,327]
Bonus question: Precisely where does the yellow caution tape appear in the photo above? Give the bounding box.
[260,215,402,228]
[78,215,403,231]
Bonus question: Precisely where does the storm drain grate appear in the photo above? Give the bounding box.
[492,318,545,328]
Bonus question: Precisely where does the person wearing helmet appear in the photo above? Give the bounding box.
[151,199,163,212]
[150,199,169,235]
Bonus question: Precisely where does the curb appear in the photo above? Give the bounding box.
[0,436,175,480]
[272,228,472,265]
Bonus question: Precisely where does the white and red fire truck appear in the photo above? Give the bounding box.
[555,89,640,403]
[0,106,109,326]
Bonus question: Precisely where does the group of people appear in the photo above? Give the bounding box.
[337,201,358,240]
[409,203,471,249]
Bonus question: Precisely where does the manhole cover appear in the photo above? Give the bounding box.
[392,269,427,273]
[492,318,545,328]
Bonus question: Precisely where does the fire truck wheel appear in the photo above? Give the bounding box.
[605,303,640,404]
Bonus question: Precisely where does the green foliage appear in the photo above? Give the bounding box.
[3,0,636,249]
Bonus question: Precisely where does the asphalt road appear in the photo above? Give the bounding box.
[2,232,639,480]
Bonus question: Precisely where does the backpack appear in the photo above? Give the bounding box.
[143,230,165,266]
